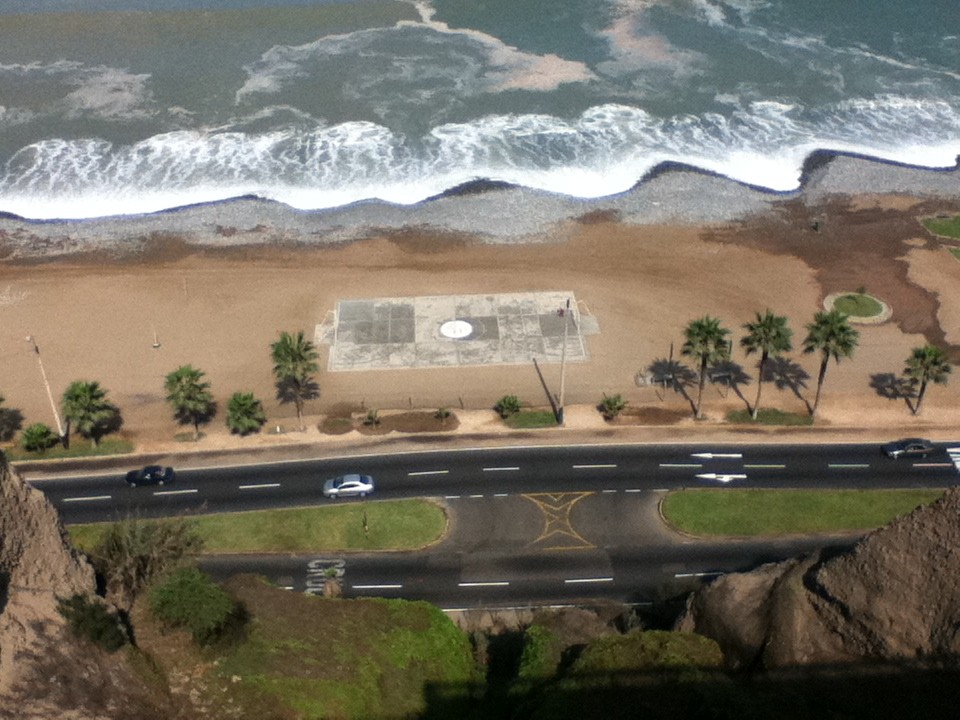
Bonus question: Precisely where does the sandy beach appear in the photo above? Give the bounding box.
[2,160,960,453]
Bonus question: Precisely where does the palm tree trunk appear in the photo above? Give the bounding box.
[695,357,707,419]
[295,397,305,431]
[811,356,828,418]
[914,380,928,416]
[752,352,768,420]
[193,416,200,441]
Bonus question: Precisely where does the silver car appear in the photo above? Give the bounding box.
[323,473,375,498]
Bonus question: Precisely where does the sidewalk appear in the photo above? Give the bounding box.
[10,403,960,479]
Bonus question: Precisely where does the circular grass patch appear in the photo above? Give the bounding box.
[831,292,883,318]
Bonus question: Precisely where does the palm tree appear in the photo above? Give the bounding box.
[271,330,320,431]
[802,309,859,419]
[741,310,793,420]
[226,391,267,435]
[904,344,952,415]
[164,365,215,440]
[681,316,731,419]
[61,380,120,447]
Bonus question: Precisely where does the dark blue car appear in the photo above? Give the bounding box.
[125,465,176,487]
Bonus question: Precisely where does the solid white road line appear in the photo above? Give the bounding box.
[572,464,617,469]
[458,581,509,587]
[408,470,449,476]
[660,463,703,468]
[564,577,613,584]
[153,488,199,496]
[238,483,281,490]
[352,584,403,590]
[62,495,112,503]
[828,463,870,469]
[483,466,519,472]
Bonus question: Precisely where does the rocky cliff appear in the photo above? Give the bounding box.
[677,487,960,669]
[0,454,168,719]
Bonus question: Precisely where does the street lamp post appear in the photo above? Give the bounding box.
[25,335,64,438]
[557,298,571,425]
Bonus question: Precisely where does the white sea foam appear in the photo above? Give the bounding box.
[1,97,958,220]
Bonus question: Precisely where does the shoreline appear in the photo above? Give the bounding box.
[2,153,960,261]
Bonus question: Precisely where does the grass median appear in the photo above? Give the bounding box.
[661,488,945,537]
[68,499,447,554]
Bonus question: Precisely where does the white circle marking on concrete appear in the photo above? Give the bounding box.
[440,320,473,339]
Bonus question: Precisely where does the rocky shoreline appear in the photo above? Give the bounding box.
[2,153,959,261]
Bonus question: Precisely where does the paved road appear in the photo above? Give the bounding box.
[30,441,959,608]
[32,442,960,524]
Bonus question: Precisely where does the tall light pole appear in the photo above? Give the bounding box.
[25,335,64,438]
[557,298,571,425]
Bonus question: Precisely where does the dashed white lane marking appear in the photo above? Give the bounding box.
[675,571,721,578]
[601,489,617,494]
[493,493,509,497]
[444,495,461,499]
[458,581,509,587]
[828,463,870,469]
[409,470,449,476]
[483,466,520,472]
[352,584,403,590]
[572,464,617,469]
[468,494,484,499]
[62,495,112,503]
[281,586,295,591]
[691,452,742,459]
[238,483,281,490]
[660,463,703,468]
[912,462,952,468]
[625,488,642,493]
[744,464,786,469]
[564,577,613,584]
[153,488,199,496]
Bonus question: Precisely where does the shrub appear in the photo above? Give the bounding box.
[149,566,241,646]
[90,516,203,608]
[599,393,627,420]
[56,594,128,652]
[363,408,381,426]
[20,422,57,452]
[495,395,522,418]
[517,624,559,682]
[435,407,451,425]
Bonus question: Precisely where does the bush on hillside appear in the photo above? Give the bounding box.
[149,566,243,646]
[56,593,128,652]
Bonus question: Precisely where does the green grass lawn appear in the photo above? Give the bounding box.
[661,488,944,537]
[831,293,883,317]
[726,408,813,426]
[5,436,134,461]
[69,500,446,554]
[504,410,559,428]
[922,215,960,240]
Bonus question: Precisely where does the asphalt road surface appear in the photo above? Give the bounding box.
[29,441,960,608]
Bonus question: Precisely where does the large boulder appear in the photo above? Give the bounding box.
[677,488,960,669]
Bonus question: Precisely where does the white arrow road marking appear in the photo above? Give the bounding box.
[947,448,960,471]
[238,483,281,490]
[409,470,449,476]
[691,452,743,459]
[62,495,112,503]
[153,488,198,496]
[696,473,747,483]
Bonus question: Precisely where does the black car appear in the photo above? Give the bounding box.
[125,465,176,486]
[881,438,935,459]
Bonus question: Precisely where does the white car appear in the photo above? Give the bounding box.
[323,473,375,499]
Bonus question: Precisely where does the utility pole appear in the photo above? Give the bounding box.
[25,335,64,438]
[557,298,571,424]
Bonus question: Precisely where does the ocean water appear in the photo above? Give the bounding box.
[0,0,957,220]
